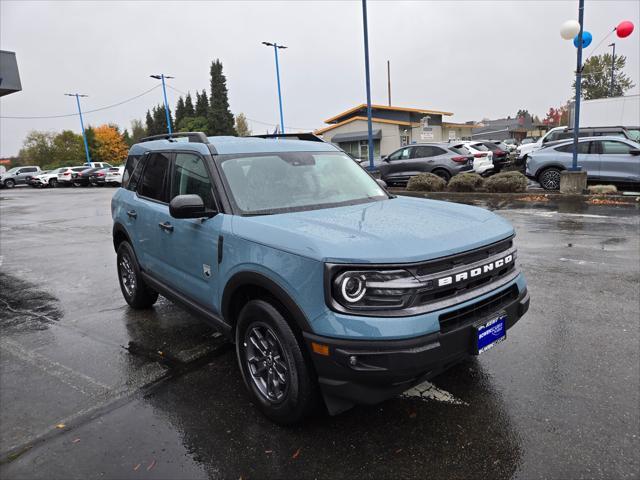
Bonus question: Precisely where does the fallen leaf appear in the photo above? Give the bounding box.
[72,438,80,444]
[395,448,403,454]
[292,448,301,459]
[147,459,156,471]
[133,464,141,471]
[56,423,65,429]
[265,450,273,454]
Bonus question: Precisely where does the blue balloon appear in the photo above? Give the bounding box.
[574,31,593,48]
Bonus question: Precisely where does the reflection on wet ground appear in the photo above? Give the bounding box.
[1,188,638,479]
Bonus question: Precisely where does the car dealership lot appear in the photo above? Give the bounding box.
[0,187,638,479]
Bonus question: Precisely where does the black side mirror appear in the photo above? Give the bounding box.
[382,156,389,162]
[169,194,216,219]
[629,148,640,156]
[376,179,387,189]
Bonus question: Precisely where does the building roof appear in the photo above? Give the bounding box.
[324,104,454,124]
[315,116,413,135]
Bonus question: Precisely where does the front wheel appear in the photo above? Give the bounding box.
[116,241,158,309]
[539,168,562,190]
[4,179,15,188]
[236,299,318,425]
[49,178,58,188]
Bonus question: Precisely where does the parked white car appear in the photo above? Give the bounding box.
[104,166,124,186]
[516,127,565,160]
[31,167,68,187]
[456,141,494,176]
[57,166,92,187]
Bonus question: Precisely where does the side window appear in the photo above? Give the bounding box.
[170,153,215,209]
[556,142,592,154]
[389,148,410,161]
[138,153,170,202]
[601,141,632,155]
[123,155,143,190]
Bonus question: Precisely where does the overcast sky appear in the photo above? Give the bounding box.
[1,0,639,157]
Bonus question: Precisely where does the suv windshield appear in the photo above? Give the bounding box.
[218,151,387,215]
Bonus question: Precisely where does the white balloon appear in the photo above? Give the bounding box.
[560,20,581,40]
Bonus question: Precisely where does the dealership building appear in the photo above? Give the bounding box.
[315,104,473,160]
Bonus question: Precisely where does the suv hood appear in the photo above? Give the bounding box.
[231,196,514,263]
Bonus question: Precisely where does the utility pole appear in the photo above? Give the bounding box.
[361,0,375,171]
[65,93,91,164]
[262,42,287,134]
[150,74,174,134]
[608,42,616,97]
[387,60,391,106]
[570,0,585,171]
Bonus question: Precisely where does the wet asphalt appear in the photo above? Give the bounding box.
[0,186,638,479]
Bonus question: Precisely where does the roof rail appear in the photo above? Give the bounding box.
[251,133,325,143]
[138,132,209,144]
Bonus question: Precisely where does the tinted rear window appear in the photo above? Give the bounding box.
[449,146,467,155]
[123,155,143,189]
[138,153,170,202]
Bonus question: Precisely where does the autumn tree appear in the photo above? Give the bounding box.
[574,54,635,99]
[235,113,251,136]
[208,59,236,136]
[93,125,129,165]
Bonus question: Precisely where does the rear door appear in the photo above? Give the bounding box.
[598,140,640,183]
[555,141,599,177]
[412,145,450,172]
[156,152,222,310]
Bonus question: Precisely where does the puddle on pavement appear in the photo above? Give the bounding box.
[0,272,62,332]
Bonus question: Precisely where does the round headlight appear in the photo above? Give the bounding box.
[340,275,366,303]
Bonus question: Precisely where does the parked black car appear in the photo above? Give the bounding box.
[88,167,115,186]
[71,167,102,187]
[476,140,510,172]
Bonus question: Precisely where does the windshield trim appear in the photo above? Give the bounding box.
[214,151,390,217]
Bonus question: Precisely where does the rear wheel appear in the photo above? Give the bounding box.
[539,168,562,190]
[432,169,451,182]
[116,241,158,309]
[236,299,318,425]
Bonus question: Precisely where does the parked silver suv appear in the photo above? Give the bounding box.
[379,143,474,185]
[0,166,42,188]
[526,136,640,190]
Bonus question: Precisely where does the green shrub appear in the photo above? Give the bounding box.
[587,184,617,195]
[407,173,447,192]
[447,173,485,192]
[485,171,528,193]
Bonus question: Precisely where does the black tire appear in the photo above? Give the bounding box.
[432,169,451,182]
[236,299,318,425]
[4,179,15,189]
[538,167,562,190]
[49,178,58,188]
[116,241,158,309]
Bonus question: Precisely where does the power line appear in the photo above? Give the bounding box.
[0,85,161,119]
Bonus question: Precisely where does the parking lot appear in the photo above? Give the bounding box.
[0,186,638,479]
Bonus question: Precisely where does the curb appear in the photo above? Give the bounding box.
[389,189,640,204]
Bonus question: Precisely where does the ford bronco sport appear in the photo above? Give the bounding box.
[112,132,529,424]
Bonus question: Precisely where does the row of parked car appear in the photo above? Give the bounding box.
[378,139,514,186]
[0,163,125,189]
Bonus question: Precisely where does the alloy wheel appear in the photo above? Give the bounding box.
[540,169,561,190]
[119,253,136,297]
[244,323,290,403]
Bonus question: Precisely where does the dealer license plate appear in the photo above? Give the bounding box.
[474,313,506,355]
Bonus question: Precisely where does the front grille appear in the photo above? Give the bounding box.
[439,285,519,333]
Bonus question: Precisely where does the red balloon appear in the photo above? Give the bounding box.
[616,20,634,38]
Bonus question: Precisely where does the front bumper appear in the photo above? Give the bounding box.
[304,285,529,414]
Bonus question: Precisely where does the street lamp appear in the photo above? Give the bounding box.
[608,43,616,96]
[261,42,287,134]
[150,74,174,134]
[64,93,91,165]
[361,0,375,171]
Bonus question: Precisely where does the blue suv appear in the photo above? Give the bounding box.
[112,132,529,424]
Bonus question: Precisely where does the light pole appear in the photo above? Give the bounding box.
[65,93,91,164]
[261,42,287,134]
[361,0,375,171]
[570,0,585,172]
[150,74,174,134]
[608,42,616,96]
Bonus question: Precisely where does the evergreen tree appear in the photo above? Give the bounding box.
[122,129,132,146]
[195,90,208,118]
[84,126,98,161]
[208,59,236,136]
[145,110,154,135]
[130,119,146,143]
[184,92,195,117]
[146,104,172,135]
[174,97,186,131]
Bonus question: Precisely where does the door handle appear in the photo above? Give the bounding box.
[158,221,174,233]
